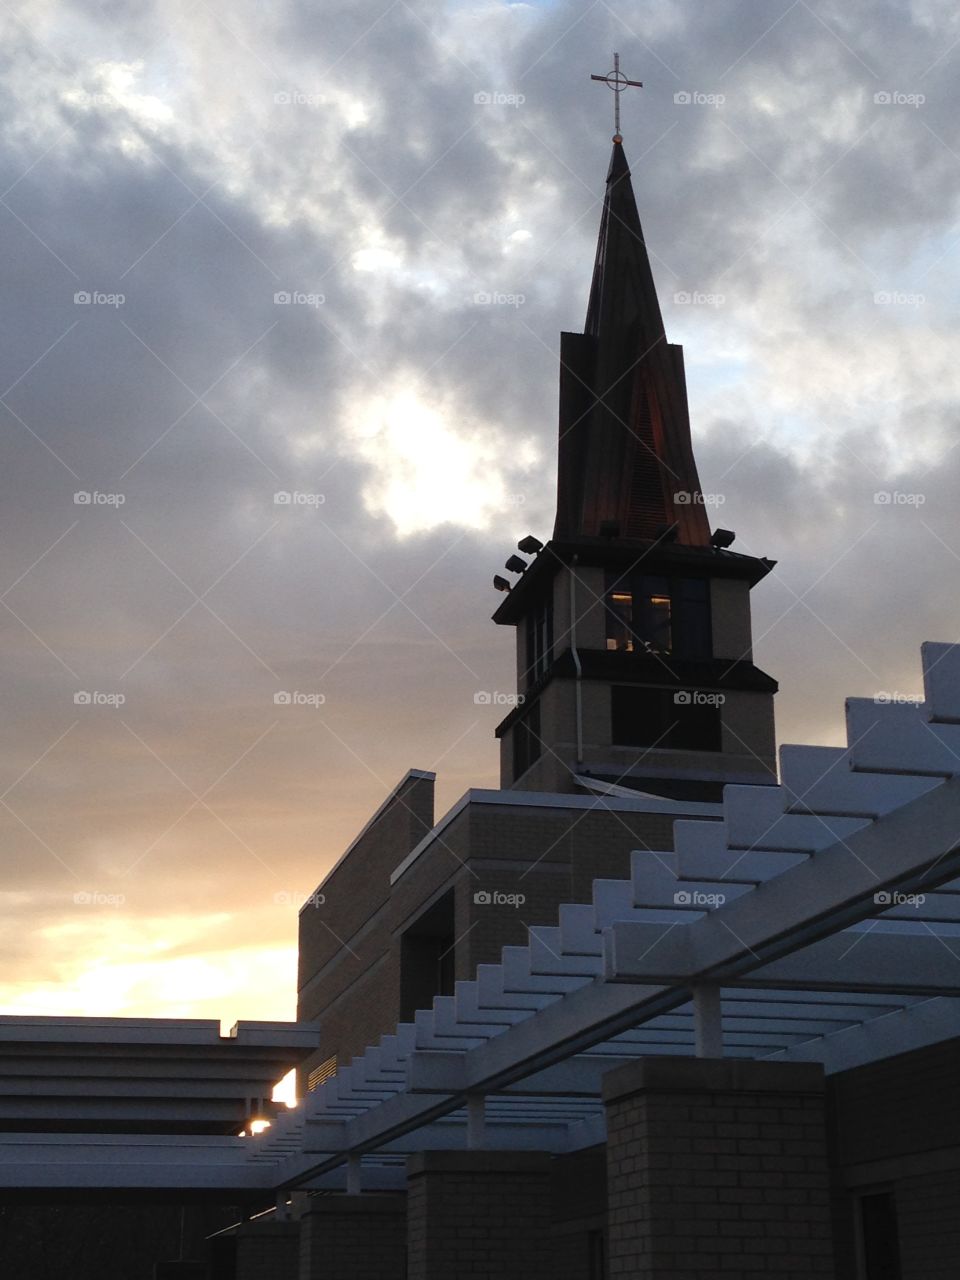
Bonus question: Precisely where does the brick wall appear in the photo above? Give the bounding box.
[299,785,681,1073]
[896,1168,960,1279]
[299,1194,406,1280]
[827,1034,960,1279]
[297,771,435,1077]
[234,1220,299,1280]
[549,1146,607,1280]
[829,1037,960,1168]
[407,1151,553,1280]
[603,1057,835,1279]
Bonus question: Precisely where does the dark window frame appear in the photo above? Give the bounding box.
[611,684,723,753]
[513,699,542,781]
[856,1187,902,1280]
[604,571,712,660]
[525,595,554,686]
[399,890,456,1022]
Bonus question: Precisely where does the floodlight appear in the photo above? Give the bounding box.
[710,528,736,549]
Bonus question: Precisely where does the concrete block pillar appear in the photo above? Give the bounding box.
[406,1150,553,1280]
[299,1193,406,1280]
[602,1057,836,1279]
[234,1220,300,1279]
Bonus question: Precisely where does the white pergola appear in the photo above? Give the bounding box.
[3,641,960,1195]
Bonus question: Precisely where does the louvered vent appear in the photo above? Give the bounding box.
[624,389,667,538]
[307,1054,337,1092]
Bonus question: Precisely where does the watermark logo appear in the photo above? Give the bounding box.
[274,290,324,308]
[874,90,925,108]
[274,889,326,909]
[74,290,125,307]
[674,90,726,109]
[274,691,326,707]
[874,890,926,907]
[674,889,726,907]
[474,691,525,706]
[74,890,125,906]
[874,291,925,307]
[874,491,925,506]
[673,490,725,506]
[74,691,125,707]
[674,290,725,307]
[274,490,325,506]
[675,690,725,707]
[473,291,525,308]
[473,888,526,907]
[473,91,525,107]
[274,90,325,107]
[873,691,922,706]
[74,490,125,506]
[71,90,115,108]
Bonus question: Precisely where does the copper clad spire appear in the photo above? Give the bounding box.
[554,140,711,546]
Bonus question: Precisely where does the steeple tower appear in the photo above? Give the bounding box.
[493,139,778,798]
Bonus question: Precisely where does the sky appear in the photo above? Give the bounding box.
[1,0,960,1028]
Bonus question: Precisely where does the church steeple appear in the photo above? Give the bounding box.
[555,139,711,546]
[493,137,778,798]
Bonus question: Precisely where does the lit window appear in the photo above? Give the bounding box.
[525,599,553,684]
[605,574,711,659]
[607,591,634,651]
[645,588,672,653]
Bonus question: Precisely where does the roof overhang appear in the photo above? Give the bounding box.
[493,537,775,626]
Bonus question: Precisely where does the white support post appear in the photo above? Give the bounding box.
[466,1094,486,1150]
[693,984,723,1058]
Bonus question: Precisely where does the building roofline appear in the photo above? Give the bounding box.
[303,768,436,912]
[389,785,725,886]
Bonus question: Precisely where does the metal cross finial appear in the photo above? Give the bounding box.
[591,52,643,142]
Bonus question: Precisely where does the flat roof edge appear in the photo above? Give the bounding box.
[389,786,724,886]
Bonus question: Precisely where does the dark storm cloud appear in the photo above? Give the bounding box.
[1,0,959,1015]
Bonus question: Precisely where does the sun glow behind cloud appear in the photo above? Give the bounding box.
[351,385,537,535]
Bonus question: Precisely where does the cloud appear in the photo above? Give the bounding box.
[0,0,959,1018]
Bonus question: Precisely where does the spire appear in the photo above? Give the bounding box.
[584,140,665,349]
[554,140,711,546]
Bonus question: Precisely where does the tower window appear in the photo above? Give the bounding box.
[605,573,711,659]
[611,685,722,752]
[513,700,542,781]
[525,597,554,685]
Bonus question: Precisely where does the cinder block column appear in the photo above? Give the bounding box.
[234,1220,300,1279]
[602,1057,836,1279]
[406,1150,553,1280]
[299,1193,406,1280]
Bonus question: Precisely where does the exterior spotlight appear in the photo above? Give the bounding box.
[505,555,528,574]
[517,535,543,555]
[710,528,736,549]
[493,575,511,592]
